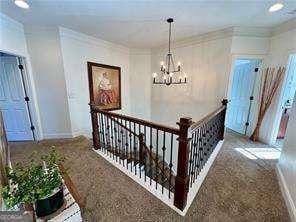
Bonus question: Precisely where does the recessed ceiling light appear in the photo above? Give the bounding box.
[14,0,29,9]
[269,3,284,12]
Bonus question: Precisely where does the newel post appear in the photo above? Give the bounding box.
[221,99,228,140]
[90,105,100,150]
[174,117,192,210]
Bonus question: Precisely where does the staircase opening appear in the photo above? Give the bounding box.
[89,100,227,215]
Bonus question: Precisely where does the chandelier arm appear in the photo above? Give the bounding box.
[171,55,176,72]
[166,53,170,74]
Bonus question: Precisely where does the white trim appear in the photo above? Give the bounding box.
[152,27,233,53]
[185,140,224,212]
[276,164,296,221]
[93,140,223,216]
[58,27,130,54]
[71,130,92,138]
[232,26,272,38]
[226,55,264,136]
[270,53,296,145]
[130,48,151,55]
[0,13,24,32]
[0,52,43,141]
[272,18,296,37]
[19,56,44,140]
[43,133,73,139]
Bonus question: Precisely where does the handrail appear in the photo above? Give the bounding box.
[91,104,180,135]
[190,105,226,132]
[109,116,138,136]
[90,100,227,211]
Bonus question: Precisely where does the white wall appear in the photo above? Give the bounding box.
[228,30,270,137]
[259,20,296,144]
[151,30,233,127]
[0,13,43,140]
[278,91,296,221]
[0,13,27,57]
[59,28,132,137]
[25,27,72,138]
[129,49,151,121]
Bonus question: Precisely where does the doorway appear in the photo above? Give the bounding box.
[0,52,35,141]
[226,59,261,136]
[274,54,296,147]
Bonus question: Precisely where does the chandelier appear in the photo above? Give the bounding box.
[152,18,187,86]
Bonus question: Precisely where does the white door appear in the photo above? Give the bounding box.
[0,56,33,141]
[226,59,260,135]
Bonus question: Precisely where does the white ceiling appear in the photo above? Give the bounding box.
[1,0,296,48]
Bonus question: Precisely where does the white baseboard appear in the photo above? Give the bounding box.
[93,140,223,216]
[276,164,296,222]
[185,140,224,213]
[72,130,92,138]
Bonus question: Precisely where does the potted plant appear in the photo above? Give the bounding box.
[2,148,65,217]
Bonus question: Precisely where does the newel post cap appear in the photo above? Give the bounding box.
[177,117,193,129]
[221,99,228,106]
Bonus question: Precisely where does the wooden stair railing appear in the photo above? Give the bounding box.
[89,99,227,211]
[104,116,175,191]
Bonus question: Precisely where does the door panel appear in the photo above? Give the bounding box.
[226,60,260,135]
[0,56,33,141]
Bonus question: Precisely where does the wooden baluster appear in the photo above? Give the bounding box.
[174,117,192,210]
[144,126,147,182]
[125,120,129,169]
[104,114,108,154]
[120,118,124,167]
[192,129,199,182]
[149,127,153,185]
[189,132,194,187]
[221,99,228,140]
[168,134,173,198]
[205,124,209,162]
[110,117,115,160]
[129,121,132,171]
[133,122,137,175]
[205,124,210,162]
[195,127,203,175]
[162,131,166,194]
[156,129,159,189]
[138,125,142,178]
[118,118,121,164]
[139,132,144,178]
[114,118,118,162]
[100,114,106,152]
[105,115,110,156]
[90,109,100,150]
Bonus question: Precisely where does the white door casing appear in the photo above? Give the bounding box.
[0,56,33,141]
[226,59,260,135]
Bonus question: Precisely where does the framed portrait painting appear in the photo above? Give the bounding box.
[87,62,121,111]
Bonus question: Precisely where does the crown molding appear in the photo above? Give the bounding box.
[130,48,151,55]
[152,27,234,53]
[0,12,24,32]
[24,26,59,36]
[59,27,130,54]
[232,26,272,37]
[272,18,296,36]
[151,25,275,54]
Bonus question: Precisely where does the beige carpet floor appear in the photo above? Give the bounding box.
[9,132,290,222]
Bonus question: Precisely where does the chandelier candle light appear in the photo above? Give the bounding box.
[153,18,187,85]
